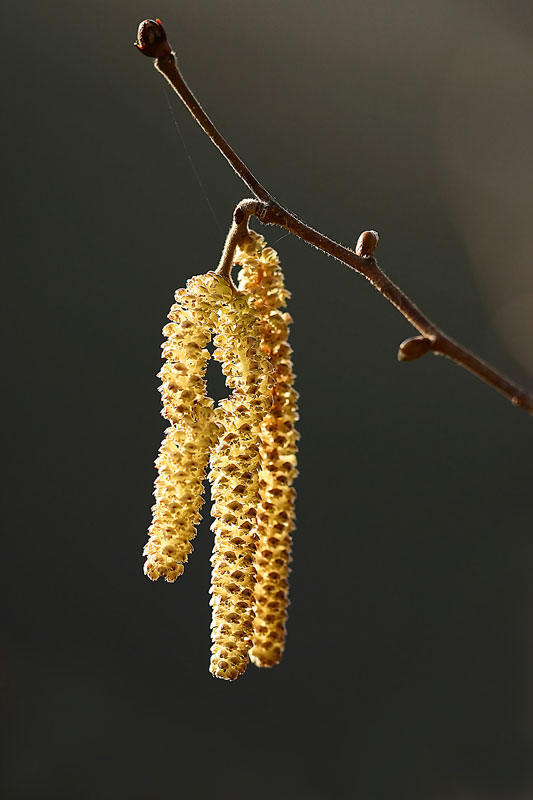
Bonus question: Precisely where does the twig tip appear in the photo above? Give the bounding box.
[134,19,172,59]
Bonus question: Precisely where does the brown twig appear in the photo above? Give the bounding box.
[135,20,533,414]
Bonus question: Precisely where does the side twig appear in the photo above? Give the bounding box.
[135,19,533,414]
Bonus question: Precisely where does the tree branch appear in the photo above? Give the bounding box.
[134,19,533,414]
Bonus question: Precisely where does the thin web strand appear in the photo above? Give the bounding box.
[162,85,223,235]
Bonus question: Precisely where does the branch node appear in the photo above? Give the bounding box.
[356,230,379,257]
[398,335,432,362]
[255,201,274,225]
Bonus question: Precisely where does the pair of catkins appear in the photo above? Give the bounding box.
[143,230,299,680]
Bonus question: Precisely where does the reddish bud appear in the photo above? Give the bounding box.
[134,19,172,59]
[398,335,432,362]
[356,230,379,257]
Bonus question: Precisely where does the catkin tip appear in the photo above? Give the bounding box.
[143,558,184,582]
[210,661,246,681]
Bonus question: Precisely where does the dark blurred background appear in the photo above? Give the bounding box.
[2,1,533,798]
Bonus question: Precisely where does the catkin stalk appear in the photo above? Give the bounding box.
[237,233,299,667]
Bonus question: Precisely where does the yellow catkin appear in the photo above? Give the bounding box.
[208,291,272,680]
[236,233,299,668]
[144,273,232,582]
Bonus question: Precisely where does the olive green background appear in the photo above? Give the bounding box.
[3,1,533,798]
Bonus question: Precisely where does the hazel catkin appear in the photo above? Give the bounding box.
[237,232,299,668]
[143,273,232,582]
[143,231,298,680]
[208,291,272,680]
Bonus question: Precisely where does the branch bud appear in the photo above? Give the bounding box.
[134,19,172,59]
[398,335,432,362]
[356,230,379,257]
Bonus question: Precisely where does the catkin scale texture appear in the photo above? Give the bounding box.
[237,233,299,668]
[144,273,232,583]
[208,293,272,680]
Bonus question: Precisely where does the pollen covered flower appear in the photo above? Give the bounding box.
[142,227,298,680]
[237,233,299,668]
[144,273,232,582]
[208,292,272,680]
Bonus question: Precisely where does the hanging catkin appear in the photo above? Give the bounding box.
[144,273,232,582]
[237,232,299,668]
[208,291,272,680]
[142,229,298,680]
